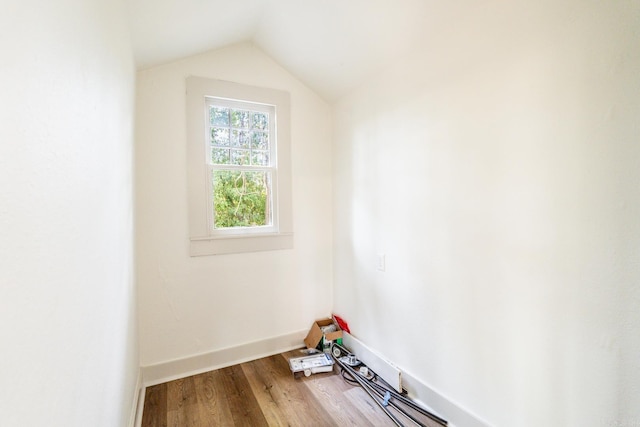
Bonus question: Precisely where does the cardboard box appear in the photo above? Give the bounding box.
[304,318,343,350]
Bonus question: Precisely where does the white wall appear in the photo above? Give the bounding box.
[136,43,333,367]
[333,1,639,426]
[0,0,138,426]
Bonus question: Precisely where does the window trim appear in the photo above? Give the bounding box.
[186,77,293,256]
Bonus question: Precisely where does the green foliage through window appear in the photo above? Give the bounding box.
[212,170,270,229]
[208,101,274,231]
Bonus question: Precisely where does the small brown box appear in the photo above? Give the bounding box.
[304,318,343,350]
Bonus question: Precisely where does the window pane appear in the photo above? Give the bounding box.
[210,106,229,126]
[212,170,271,229]
[252,112,268,130]
[211,148,230,164]
[251,131,269,150]
[251,150,269,166]
[230,149,250,165]
[231,129,250,148]
[231,109,250,129]
[211,127,230,146]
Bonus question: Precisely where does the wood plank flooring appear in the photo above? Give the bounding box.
[142,349,444,427]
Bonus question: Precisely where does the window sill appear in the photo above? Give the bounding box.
[189,232,293,256]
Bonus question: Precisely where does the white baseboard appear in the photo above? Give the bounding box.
[141,329,308,387]
[342,332,492,427]
[342,332,403,392]
[401,369,493,427]
[136,329,491,427]
[129,369,143,427]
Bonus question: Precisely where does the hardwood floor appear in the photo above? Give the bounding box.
[142,349,443,426]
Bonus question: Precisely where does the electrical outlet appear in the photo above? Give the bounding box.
[376,254,385,272]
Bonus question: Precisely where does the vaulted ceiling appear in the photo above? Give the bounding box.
[127,0,471,100]
[127,0,578,101]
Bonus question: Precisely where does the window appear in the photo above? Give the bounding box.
[207,99,276,234]
[186,77,293,256]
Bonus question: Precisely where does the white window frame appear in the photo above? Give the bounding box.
[205,97,277,236]
[186,77,293,256]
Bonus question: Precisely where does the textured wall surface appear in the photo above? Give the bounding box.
[0,0,138,425]
[136,43,333,367]
[332,1,640,426]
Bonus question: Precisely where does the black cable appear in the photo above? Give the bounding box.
[340,368,359,386]
[332,343,447,427]
[365,378,448,426]
[332,343,447,426]
[333,354,405,427]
